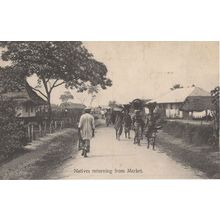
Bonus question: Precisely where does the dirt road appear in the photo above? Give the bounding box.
[47,125,205,179]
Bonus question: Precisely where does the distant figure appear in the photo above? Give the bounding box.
[111,111,116,125]
[123,110,132,139]
[114,110,124,140]
[105,108,112,127]
[145,115,156,150]
[100,109,105,119]
[78,107,95,158]
[132,110,144,146]
[144,113,163,150]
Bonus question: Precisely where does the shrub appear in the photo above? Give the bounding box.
[0,97,27,157]
[162,120,213,146]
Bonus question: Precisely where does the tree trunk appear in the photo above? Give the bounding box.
[47,94,52,122]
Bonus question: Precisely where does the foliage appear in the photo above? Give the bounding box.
[0,42,112,119]
[210,86,219,146]
[162,121,214,147]
[59,91,74,103]
[0,97,26,156]
[170,84,183,90]
[0,66,25,93]
[108,100,117,108]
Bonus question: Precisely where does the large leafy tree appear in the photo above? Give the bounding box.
[0,41,112,120]
[0,65,26,93]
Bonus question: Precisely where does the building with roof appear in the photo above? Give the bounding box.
[149,87,213,119]
[1,82,47,118]
[59,102,86,110]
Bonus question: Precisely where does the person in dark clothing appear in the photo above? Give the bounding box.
[114,110,124,140]
[123,110,132,139]
[105,108,112,126]
[132,110,144,146]
[111,111,116,125]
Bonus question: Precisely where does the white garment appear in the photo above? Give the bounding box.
[78,113,95,140]
[192,111,206,118]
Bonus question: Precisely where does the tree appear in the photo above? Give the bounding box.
[0,66,26,93]
[0,96,27,155]
[87,85,99,106]
[0,66,27,154]
[0,42,112,120]
[59,91,74,103]
[108,100,117,108]
[170,84,183,90]
[210,86,219,147]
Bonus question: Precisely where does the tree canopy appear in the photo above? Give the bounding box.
[59,91,74,103]
[108,100,117,108]
[0,65,29,94]
[170,84,183,90]
[0,41,112,118]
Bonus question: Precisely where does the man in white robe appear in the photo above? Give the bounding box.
[78,107,95,157]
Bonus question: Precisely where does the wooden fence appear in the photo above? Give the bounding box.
[25,116,79,143]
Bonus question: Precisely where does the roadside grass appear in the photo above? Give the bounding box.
[0,129,79,180]
[157,132,220,179]
[163,120,214,146]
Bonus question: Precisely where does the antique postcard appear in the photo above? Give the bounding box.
[0,41,219,179]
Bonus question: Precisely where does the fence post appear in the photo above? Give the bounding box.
[39,123,42,137]
[60,121,63,130]
[27,123,31,142]
[49,121,53,133]
[44,121,47,135]
[31,124,34,140]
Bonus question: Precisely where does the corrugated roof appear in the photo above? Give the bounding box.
[150,87,210,104]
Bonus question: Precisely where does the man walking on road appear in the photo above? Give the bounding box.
[78,107,95,158]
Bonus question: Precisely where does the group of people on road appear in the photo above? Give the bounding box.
[112,103,164,150]
[77,104,161,158]
[114,109,146,146]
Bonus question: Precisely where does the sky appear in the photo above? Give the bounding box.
[0,42,219,106]
[83,41,219,106]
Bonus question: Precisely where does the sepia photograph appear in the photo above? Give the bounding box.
[0,41,219,179]
[1,2,220,220]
